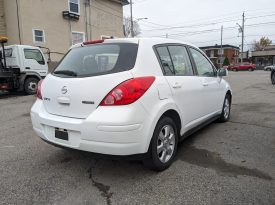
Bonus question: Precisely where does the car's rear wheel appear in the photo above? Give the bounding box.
[143,117,178,171]
[248,68,253,71]
[218,94,231,122]
[271,72,275,85]
[233,68,237,72]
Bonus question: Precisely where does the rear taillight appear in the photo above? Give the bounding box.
[37,80,43,100]
[99,77,155,106]
[0,83,8,90]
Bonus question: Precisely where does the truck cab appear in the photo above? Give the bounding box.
[0,42,48,94]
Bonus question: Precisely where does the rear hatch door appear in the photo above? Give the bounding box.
[41,42,138,119]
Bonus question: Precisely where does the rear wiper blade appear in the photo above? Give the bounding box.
[53,70,77,76]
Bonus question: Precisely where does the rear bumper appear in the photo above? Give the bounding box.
[31,100,152,156]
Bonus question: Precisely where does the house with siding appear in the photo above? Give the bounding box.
[0,0,128,62]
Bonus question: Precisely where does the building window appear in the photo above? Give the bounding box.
[72,32,85,45]
[69,0,80,14]
[33,29,45,43]
[218,49,223,55]
[210,50,214,58]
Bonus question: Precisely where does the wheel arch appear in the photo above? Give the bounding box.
[160,109,182,137]
[19,73,42,90]
[23,73,42,82]
[144,104,183,153]
[226,89,232,102]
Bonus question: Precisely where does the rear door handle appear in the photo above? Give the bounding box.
[172,82,182,88]
[25,67,30,70]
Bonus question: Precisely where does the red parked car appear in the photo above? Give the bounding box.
[228,63,256,71]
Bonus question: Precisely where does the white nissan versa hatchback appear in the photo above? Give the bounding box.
[31,38,232,171]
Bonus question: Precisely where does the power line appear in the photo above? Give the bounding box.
[126,4,275,31]
[146,21,275,38]
[191,34,275,44]
[141,12,275,32]
[246,13,275,20]
[192,36,240,44]
[142,18,241,32]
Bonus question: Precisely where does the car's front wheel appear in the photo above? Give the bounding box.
[271,72,275,85]
[143,117,178,171]
[218,94,231,122]
[24,77,39,95]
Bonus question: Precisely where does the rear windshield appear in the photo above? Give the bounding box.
[52,43,138,78]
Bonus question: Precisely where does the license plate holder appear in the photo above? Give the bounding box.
[55,128,68,141]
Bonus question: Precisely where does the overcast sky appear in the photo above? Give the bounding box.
[123,0,275,50]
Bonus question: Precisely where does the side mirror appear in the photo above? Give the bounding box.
[218,68,228,77]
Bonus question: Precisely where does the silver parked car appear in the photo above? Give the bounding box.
[264,64,275,71]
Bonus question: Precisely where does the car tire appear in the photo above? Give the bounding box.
[233,68,237,72]
[218,94,231,122]
[248,68,253,72]
[271,72,275,85]
[143,116,178,171]
[24,77,39,95]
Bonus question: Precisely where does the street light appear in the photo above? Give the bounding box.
[131,18,148,37]
[136,17,148,22]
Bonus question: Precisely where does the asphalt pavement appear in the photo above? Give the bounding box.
[0,71,274,205]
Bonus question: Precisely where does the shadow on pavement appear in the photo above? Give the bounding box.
[0,91,26,99]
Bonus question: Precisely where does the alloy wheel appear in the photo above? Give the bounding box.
[157,125,175,163]
[223,97,230,119]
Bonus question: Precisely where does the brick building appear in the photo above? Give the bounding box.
[200,44,239,67]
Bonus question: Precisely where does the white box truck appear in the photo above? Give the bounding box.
[0,37,48,94]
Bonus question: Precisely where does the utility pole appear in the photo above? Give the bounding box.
[130,0,134,37]
[241,12,245,64]
[220,25,223,68]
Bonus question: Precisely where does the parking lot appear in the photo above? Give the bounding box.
[0,71,274,205]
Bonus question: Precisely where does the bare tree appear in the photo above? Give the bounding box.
[252,37,272,51]
[123,16,141,37]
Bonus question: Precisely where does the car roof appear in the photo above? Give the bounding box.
[105,37,199,48]
[72,38,200,50]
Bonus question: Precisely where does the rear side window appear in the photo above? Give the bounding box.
[24,49,45,65]
[53,43,138,78]
[155,46,174,75]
